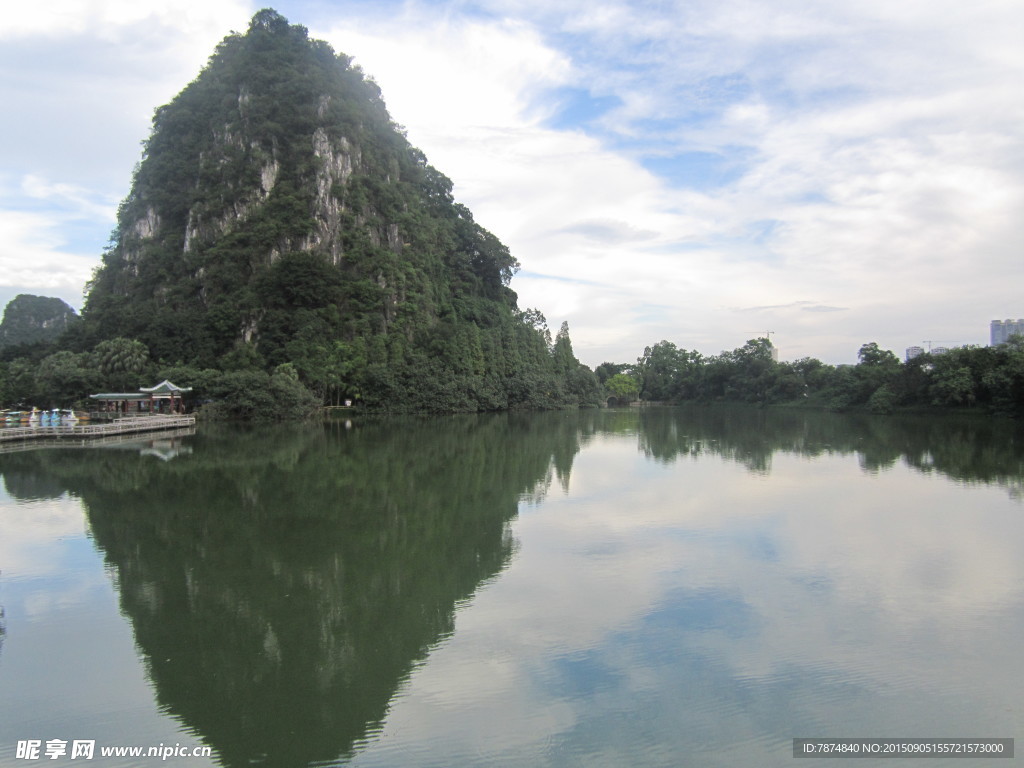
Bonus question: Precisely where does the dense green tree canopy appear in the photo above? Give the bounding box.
[594,336,1024,416]
[605,373,640,403]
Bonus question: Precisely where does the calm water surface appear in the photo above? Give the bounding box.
[0,408,1022,767]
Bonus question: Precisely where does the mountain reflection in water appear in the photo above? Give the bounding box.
[0,407,1021,768]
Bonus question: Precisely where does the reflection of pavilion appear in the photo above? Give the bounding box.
[90,380,192,415]
[86,433,196,461]
[139,437,194,461]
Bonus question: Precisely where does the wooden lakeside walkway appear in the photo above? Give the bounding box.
[0,426,197,455]
[0,414,197,452]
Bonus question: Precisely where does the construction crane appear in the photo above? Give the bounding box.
[746,331,775,340]
[922,339,954,352]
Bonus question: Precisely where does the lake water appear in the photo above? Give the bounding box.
[0,407,1021,767]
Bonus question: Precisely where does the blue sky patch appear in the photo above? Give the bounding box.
[639,150,748,191]
[545,87,622,132]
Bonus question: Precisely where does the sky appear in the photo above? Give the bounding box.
[2,1,1023,367]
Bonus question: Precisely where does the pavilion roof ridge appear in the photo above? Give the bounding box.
[139,379,192,393]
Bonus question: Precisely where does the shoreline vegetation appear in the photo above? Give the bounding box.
[597,338,1024,418]
[2,327,1022,420]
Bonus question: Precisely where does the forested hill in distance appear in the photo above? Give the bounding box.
[0,295,78,351]
[73,8,600,412]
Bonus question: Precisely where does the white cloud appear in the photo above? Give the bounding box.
[0,209,98,302]
[0,0,251,41]
[330,14,571,129]
[21,174,118,222]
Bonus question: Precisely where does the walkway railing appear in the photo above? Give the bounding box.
[0,414,196,445]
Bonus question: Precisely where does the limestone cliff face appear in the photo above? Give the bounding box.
[115,57,402,285]
[76,9,581,413]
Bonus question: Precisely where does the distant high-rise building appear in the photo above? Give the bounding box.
[932,346,949,356]
[991,319,1024,345]
[905,346,924,361]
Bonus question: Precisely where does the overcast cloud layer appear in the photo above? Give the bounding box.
[2,0,1022,365]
